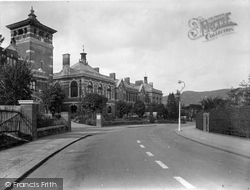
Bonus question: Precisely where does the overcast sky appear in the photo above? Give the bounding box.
[0,0,249,96]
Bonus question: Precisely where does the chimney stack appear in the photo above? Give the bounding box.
[63,53,70,67]
[94,67,99,73]
[124,77,130,85]
[110,73,116,80]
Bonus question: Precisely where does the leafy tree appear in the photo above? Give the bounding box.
[0,60,33,105]
[116,100,127,118]
[0,34,4,46]
[199,96,225,111]
[227,80,250,107]
[166,93,178,119]
[146,102,158,113]
[116,101,133,118]
[155,103,168,119]
[133,100,146,117]
[81,93,108,118]
[41,85,66,115]
[183,104,202,121]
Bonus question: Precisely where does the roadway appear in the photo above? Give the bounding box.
[15,123,250,190]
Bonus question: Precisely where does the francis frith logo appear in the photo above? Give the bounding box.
[188,12,237,41]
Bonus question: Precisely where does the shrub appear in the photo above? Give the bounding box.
[86,118,96,126]
[37,114,64,128]
[148,114,155,123]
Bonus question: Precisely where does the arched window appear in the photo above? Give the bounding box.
[54,82,60,88]
[107,85,111,100]
[87,81,93,94]
[71,81,78,97]
[107,106,112,114]
[98,83,102,95]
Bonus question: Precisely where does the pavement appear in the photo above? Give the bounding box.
[175,125,250,160]
[0,122,250,188]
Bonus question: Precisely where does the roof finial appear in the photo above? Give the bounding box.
[31,6,34,14]
[28,6,37,20]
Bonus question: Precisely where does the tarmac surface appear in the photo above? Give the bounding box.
[0,122,250,189]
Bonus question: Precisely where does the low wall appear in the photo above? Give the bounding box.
[196,107,250,138]
[37,125,67,138]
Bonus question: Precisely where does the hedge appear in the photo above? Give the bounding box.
[196,107,250,138]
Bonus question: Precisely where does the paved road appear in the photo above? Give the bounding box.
[15,123,250,190]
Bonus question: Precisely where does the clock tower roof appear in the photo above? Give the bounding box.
[6,7,57,34]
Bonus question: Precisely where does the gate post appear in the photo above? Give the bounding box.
[19,100,38,140]
[203,113,209,132]
[96,113,102,127]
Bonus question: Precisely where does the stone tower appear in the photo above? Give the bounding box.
[6,7,57,92]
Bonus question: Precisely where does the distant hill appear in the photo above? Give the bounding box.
[162,89,231,106]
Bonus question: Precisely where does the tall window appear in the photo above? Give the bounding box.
[107,85,111,100]
[71,81,78,97]
[30,81,36,91]
[98,83,102,95]
[87,81,93,94]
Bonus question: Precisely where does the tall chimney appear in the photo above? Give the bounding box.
[124,77,130,85]
[110,73,116,80]
[144,76,148,84]
[63,53,70,67]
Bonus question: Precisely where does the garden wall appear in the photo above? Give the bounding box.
[37,125,67,138]
[196,107,250,138]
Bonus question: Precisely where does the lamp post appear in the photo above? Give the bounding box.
[178,80,185,132]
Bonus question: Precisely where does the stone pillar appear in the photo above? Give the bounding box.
[61,111,71,132]
[18,100,38,140]
[96,113,102,127]
[203,113,209,132]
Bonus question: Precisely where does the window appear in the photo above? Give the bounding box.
[107,85,111,100]
[87,81,93,94]
[70,81,78,97]
[18,29,23,35]
[107,106,112,114]
[98,83,102,95]
[30,81,36,91]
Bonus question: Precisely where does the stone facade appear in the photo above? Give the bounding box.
[53,48,163,114]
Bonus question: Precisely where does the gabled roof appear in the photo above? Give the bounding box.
[4,44,19,58]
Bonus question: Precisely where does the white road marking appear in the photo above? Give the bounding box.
[155,160,169,169]
[140,145,145,148]
[174,176,195,189]
[146,152,154,157]
[137,140,141,143]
